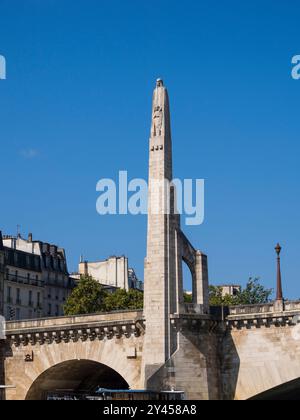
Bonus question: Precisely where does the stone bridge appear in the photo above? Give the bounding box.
[1,310,144,400]
[223,300,300,400]
[2,302,300,400]
[1,81,299,401]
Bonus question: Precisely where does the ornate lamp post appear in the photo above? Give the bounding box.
[274,243,284,311]
[275,243,283,301]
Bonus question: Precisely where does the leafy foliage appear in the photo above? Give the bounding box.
[209,277,273,306]
[64,275,144,316]
[209,286,238,306]
[236,277,273,305]
[104,288,144,311]
[64,275,107,315]
[183,292,193,303]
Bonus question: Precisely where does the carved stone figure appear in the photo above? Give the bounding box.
[153,106,163,136]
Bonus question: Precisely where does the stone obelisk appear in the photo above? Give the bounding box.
[142,79,183,386]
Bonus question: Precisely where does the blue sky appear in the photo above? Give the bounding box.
[0,0,299,297]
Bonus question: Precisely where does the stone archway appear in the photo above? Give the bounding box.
[249,377,300,400]
[4,313,144,400]
[25,359,129,400]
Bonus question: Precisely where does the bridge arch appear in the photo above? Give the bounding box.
[25,359,129,400]
[4,312,144,400]
[5,336,142,400]
[249,377,300,400]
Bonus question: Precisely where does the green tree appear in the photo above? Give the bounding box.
[209,286,238,306]
[236,277,273,305]
[183,292,193,303]
[209,278,273,307]
[104,289,144,312]
[64,275,107,315]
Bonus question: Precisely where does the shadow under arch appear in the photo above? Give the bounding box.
[249,377,300,400]
[25,359,129,400]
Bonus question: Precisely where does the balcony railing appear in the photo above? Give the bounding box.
[45,278,74,289]
[5,273,43,288]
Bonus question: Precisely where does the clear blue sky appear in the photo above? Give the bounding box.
[0,0,299,298]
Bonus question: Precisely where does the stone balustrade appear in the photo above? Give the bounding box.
[226,300,300,330]
[228,300,300,316]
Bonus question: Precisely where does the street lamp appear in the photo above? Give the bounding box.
[275,243,283,302]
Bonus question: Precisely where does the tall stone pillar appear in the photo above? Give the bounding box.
[142,80,183,386]
[142,80,214,398]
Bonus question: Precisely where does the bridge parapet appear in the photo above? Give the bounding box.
[228,300,300,316]
[5,310,145,346]
[226,300,300,330]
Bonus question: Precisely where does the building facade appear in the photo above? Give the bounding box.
[77,256,143,291]
[0,232,75,320]
[219,284,241,297]
[40,241,74,317]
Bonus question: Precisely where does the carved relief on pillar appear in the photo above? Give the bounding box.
[152,106,163,137]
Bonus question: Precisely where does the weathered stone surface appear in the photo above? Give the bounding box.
[222,306,300,400]
[142,80,211,394]
[3,311,144,400]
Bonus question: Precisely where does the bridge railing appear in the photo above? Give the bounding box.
[228,303,274,315]
[5,309,144,331]
[228,300,300,316]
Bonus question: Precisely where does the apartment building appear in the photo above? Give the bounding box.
[77,256,143,291]
[0,232,75,320]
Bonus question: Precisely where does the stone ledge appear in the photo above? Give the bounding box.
[228,300,300,316]
[226,312,300,330]
[170,314,222,332]
[6,310,144,330]
[6,318,145,346]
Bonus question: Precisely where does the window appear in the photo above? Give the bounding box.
[48,303,52,316]
[7,286,11,303]
[55,305,59,317]
[16,308,20,320]
[16,288,21,305]
[28,310,32,319]
[37,292,40,307]
[28,290,33,306]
